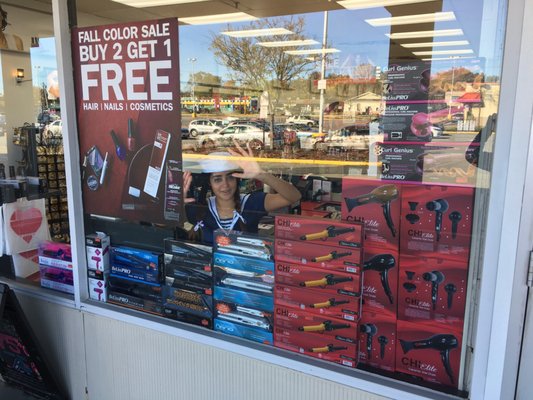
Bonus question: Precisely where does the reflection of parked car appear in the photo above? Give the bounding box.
[227,119,270,131]
[325,123,383,150]
[286,115,318,127]
[198,124,269,149]
[181,128,190,139]
[188,119,223,137]
[46,119,62,135]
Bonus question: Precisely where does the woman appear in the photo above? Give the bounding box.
[183,141,301,244]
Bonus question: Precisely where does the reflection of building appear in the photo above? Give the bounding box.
[343,91,382,118]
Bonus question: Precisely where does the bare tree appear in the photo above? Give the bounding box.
[211,16,314,122]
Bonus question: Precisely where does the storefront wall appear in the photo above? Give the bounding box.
[2,0,532,399]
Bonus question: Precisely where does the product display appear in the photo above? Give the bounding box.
[163,239,213,328]
[275,215,362,250]
[274,284,361,321]
[362,251,397,308]
[213,230,275,344]
[399,184,475,263]
[214,230,274,261]
[357,308,397,372]
[398,254,468,322]
[86,232,110,271]
[396,319,462,387]
[341,178,401,251]
[110,245,164,284]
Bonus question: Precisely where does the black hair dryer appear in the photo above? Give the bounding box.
[363,254,396,304]
[399,334,458,384]
[426,199,449,241]
[344,185,399,237]
[359,323,378,359]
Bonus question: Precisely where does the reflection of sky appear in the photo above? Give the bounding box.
[30,37,58,89]
[178,0,499,83]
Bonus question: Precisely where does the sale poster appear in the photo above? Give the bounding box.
[72,19,183,224]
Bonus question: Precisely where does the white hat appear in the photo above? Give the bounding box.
[198,152,240,173]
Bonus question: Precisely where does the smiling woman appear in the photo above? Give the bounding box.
[183,141,301,244]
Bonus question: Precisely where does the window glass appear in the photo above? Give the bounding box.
[74,0,507,396]
[0,4,70,286]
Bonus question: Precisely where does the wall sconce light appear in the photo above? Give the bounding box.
[16,68,24,83]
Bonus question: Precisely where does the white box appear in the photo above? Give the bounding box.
[88,270,108,302]
[86,232,110,271]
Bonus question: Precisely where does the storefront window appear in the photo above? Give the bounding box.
[0,4,71,287]
[72,0,507,396]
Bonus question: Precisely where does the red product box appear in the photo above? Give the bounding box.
[341,177,401,251]
[358,308,397,371]
[396,319,463,388]
[274,284,361,321]
[274,326,358,368]
[399,184,475,263]
[275,240,361,273]
[362,247,399,313]
[275,215,363,251]
[274,306,358,342]
[275,262,361,297]
[398,254,468,324]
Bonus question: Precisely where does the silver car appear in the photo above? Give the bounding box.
[198,124,269,149]
[188,119,223,137]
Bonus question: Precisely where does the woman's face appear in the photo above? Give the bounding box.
[209,171,237,201]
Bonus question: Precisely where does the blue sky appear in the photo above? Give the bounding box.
[177,0,495,84]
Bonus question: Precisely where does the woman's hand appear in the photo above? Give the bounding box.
[228,139,265,180]
[182,171,196,203]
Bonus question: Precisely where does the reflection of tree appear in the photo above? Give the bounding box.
[187,71,222,97]
[210,17,313,118]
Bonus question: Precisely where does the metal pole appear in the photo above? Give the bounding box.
[318,11,328,134]
[188,57,197,117]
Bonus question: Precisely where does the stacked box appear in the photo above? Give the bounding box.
[213,230,275,345]
[38,241,73,294]
[340,179,475,387]
[163,239,213,329]
[86,232,110,302]
[108,245,164,316]
[273,215,363,367]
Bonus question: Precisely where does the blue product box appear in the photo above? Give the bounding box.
[214,318,273,345]
[111,246,164,283]
[214,285,273,312]
[213,252,274,276]
[213,229,274,261]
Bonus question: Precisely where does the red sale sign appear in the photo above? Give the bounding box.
[72,19,183,224]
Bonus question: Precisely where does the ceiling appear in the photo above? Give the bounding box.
[2,0,346,25]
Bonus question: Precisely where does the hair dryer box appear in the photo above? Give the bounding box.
[396,319,463,388]
[86,232,110,272]
[362,246,399,314]
[397,254,468,323]
[275,239,361,273]
[88,269,107,302]
[341,177,401,251]
[274,306,358,342]
[274,283,361,321]
[399,184,475,263]
[274,326,358,368]
[274,215,363,251]
[275,262,361,297]
[357,308,397,371]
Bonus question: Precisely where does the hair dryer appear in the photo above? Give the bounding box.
[363,254,396,304]
[422,270,445,310]
[399,334,458,384]
[344,185,399,237]
[360,323,378,359]
[426,199,449,241]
